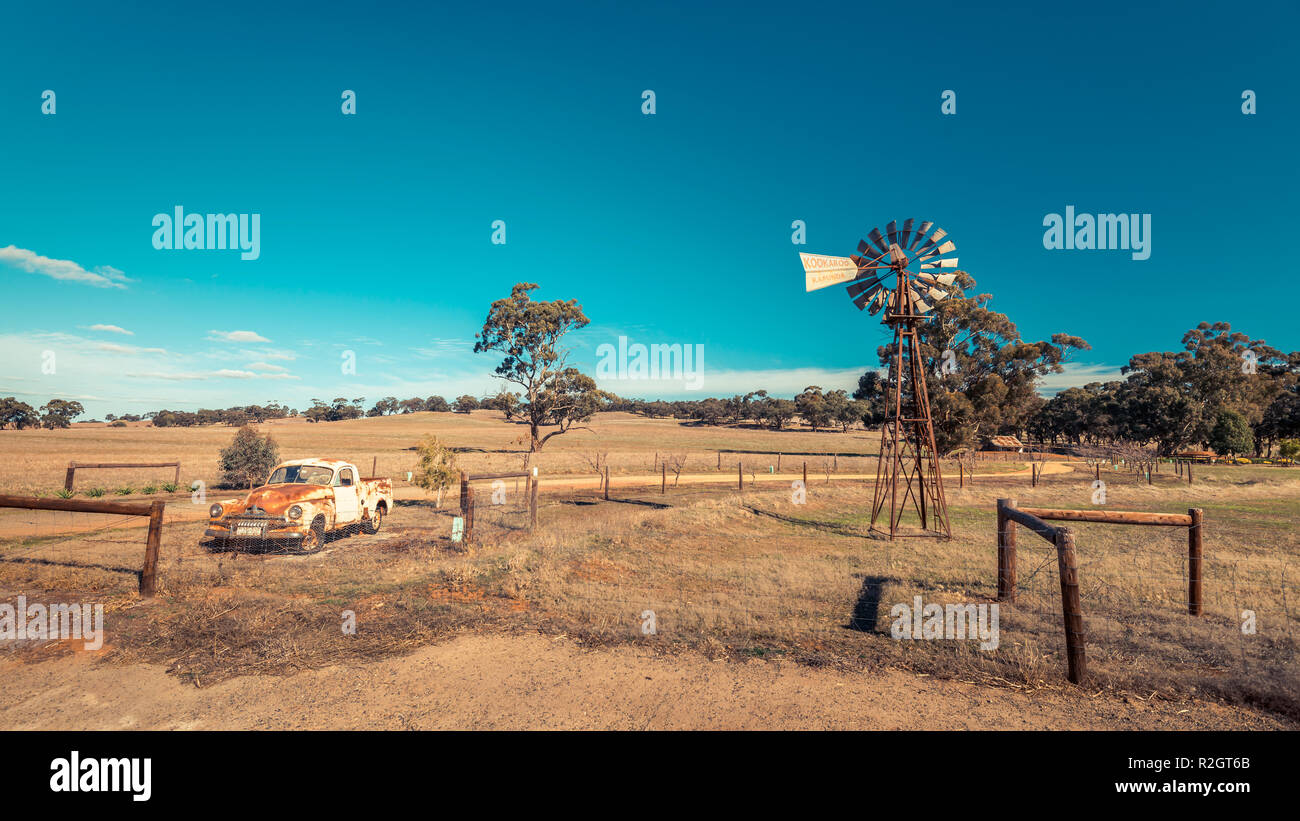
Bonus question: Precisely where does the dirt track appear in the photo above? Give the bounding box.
[0,632,1282,730]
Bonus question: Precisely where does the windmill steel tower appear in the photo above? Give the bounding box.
[800,218,957,539]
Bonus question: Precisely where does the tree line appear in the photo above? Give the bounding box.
[1029,323,1299,457]
[5,279,1297,461]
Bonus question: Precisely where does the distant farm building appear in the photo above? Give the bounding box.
[984,435,1024,452]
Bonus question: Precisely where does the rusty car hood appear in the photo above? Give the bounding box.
[228,483,333,514]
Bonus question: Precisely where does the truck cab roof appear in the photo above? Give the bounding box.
[276,458,356,470]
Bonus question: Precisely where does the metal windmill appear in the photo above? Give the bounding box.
[800,218,959,539]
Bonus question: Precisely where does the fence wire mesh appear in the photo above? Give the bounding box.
[1,458,1297,716]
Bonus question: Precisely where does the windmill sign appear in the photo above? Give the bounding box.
[803,218,963,539]
[799,253,859,291]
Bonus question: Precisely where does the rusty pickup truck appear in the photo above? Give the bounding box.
[205,458,393,551]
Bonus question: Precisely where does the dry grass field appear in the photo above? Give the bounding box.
[1,411,1297,729]
[0,411,891,495]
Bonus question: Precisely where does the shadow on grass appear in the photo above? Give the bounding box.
[844,574,892,634]
[0,555,139,577]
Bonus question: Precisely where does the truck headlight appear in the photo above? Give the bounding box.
[209,503,224,518]
[288,505,303,521]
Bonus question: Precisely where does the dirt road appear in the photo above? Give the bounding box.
[0,632,1281,730]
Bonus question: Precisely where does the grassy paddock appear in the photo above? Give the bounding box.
[1,415,1296,722]
[0,411,893,496]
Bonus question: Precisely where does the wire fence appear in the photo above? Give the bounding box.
[1,474,1296,715]
[997,503,1298,699]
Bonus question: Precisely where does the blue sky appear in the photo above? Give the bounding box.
[2,0,1297,417]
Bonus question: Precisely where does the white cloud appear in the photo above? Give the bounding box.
[245,361,289,372]
[590,361,1129,400]
[0,330,169,359]
[596,365,872,399]
[412,338,475,358]
[0,331,306,415]
[213,369,297,380]
[0,245,132,289]
[88,324,133,335]
[242,348,296,361]
[1037,363,1128,395]
[125,369,298,381]
[207,330,271,343]
[124,371,210,381]
[96,342,168,355]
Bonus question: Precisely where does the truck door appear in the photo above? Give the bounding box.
[333,467,361,523]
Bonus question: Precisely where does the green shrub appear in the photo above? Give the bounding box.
[219,424,280,489]
[412,435,459,507]
[85,487,106,497]
[161,481,179,493]
[142,483,159,494]
[1280,439,1300,462]
[56,488,75,499]
[115,487,134,495]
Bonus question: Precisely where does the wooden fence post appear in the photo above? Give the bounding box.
[1187,461,1193,484]
[802,461,807,488]
[1054,526,1087,684]
[64,463,77,492]
[140,500,164,597]
[738,461,743,491]
[1188,507,1203,615]
[717,451,721,470]
[529,468,538,529]
[661,462,666,494]
[604,466,610,501]
[460,471,474,545]
[996,498,1017,602]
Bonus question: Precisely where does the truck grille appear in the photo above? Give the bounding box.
[226,509,290,537]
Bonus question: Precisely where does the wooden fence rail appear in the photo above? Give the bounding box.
[65,461,180,491]
[0,494,164,597]
[996,498,1206,685]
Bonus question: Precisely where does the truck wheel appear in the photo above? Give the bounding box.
[362,507,384,534]
[300,516,326,553]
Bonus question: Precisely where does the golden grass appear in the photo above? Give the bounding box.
[0,411,891,496]
[1,415,1297,722]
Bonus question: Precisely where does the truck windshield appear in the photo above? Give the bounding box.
[267,465,334,485]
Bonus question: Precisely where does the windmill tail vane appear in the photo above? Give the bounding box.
[800,218,961,540]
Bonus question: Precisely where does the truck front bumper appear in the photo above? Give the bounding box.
[204,527,305,541]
